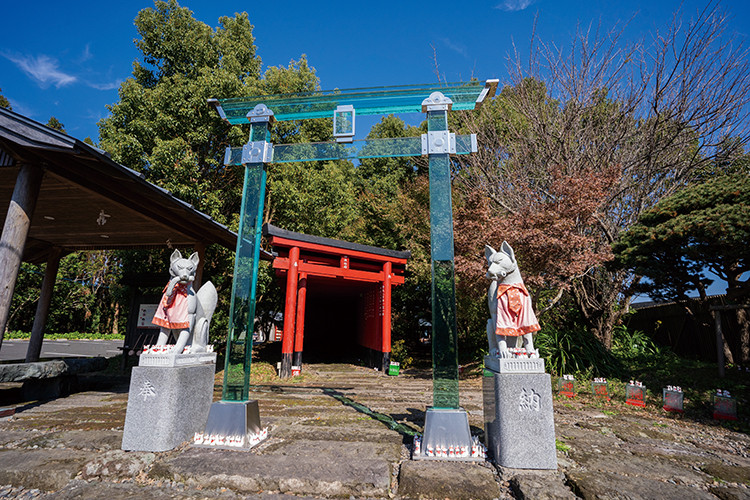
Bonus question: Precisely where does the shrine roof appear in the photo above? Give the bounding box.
[264,224,410,262]
[0,107,242,264]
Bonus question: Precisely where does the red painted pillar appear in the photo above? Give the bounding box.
[293,273,307,369]
[280,246,299,378]
[381,261,393,372]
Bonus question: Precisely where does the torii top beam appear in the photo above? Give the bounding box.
[209,80,498,124]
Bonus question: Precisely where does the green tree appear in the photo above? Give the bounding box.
[614,172,750,363]
[0,87,11,110]
[455,3,750,349]
[46,117,66,134]
[614,173,750,304]
[98,0,326,338]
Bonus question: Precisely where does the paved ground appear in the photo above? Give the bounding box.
[0,340,123,362]
[1,363,750,499]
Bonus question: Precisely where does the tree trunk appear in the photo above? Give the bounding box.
[737,306,749,366]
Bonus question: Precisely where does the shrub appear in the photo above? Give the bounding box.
[536,325,624,377]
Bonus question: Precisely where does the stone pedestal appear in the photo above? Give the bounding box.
[121,363,215,452]
[482,370,557,469]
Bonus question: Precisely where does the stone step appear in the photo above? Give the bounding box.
[166,447,391,497]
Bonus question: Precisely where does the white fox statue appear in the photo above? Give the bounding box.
[485,242,540,359]
[152,249,217,354]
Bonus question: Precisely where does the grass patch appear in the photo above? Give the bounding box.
[4,330,125,341]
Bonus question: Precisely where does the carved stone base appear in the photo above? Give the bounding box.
[482,371,557,469]
[484,355,545,374]
[121,364,214,452]
[139,351,217,368]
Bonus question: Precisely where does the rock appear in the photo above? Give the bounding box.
[567,470,718,500]
[702,464,750,484]
[571,450,709,485]
[19,430,123,451]
[510,474,578,500]
[271,424,403,445]
[168,447,391,497]
[0,449,94,491]
[0,358,108,383]
[80,450,155,481]
[398,461,500,500]
[710,486,750,500]
[263,438,402,462]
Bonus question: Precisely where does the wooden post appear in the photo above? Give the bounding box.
[715,309,725,379]
[382,261,393,372]
[280,246,299,378]
[193,241,206,290]
[293,273,307,369]
[26,246,62,363]
[0,164,44,349]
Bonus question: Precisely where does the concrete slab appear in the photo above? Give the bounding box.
[44,479,330,499]
[0,448,94,491]
[567,470,718,500]
[398,460,500,500]
[167,447,391,497]
[510,474,577,500]
[262,438,402,462]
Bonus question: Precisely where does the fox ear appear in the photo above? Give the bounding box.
[170,249,183,263]
[484,245,496,262]
[189,252,200,266]
[500,241,516,263]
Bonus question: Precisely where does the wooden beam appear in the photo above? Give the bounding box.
[273,258,405,284]
[270,236,408,265]
[0,164,44,348]
[26,246,62,362]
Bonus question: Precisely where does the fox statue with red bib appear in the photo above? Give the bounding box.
[485,242,540,359]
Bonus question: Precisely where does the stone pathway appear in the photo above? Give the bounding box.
[1,363,750,499]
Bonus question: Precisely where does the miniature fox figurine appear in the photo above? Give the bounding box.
[485,242,540,359]
[152,249,217,354]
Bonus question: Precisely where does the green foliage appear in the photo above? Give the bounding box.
[0,87,11,110]
[390,339,413,368]
[95,1,328,346]
[267,161,360,239]
[3,331,124,340]
[536,325,623,377]
[7,252,126,336]
[610,325,663,358]
[614,173,750,303]
[46,117,66,134]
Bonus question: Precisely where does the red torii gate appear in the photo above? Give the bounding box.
[264,224,409,375]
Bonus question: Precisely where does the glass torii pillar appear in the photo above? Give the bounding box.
[207,81,497,455]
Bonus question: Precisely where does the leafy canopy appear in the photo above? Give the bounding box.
[614,173,750,303]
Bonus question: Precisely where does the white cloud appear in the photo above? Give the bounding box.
[441,38,468,58]
[495,0,536,12]
[77,44,93,63]
[87,80,123,91]
[2,52,77,88]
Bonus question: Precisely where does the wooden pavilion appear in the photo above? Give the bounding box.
[0,107,238,362]
[264,224,409,376]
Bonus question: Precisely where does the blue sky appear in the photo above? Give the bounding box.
[3,0,748,141]
[1,0,747,298]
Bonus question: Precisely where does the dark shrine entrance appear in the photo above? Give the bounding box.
[264,224,409,375]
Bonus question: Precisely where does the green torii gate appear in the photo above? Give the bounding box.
[208,80,497,454]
